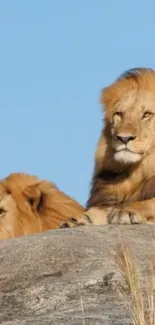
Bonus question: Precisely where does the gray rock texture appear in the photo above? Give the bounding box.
[0,225,155,325]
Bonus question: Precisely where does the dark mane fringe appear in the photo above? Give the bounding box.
[117,67,154,81]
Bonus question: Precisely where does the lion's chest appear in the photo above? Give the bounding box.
[99,170,136,207]
[87,170,139,209]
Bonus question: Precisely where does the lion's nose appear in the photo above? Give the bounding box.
[116,135,136,144]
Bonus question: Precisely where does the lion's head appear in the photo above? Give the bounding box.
[0,173,83,239]
[100,68,155,165]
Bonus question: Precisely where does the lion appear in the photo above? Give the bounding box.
[0,172,84,239]
[60,67,155,228]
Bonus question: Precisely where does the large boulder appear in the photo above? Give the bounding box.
[0,225,154,325]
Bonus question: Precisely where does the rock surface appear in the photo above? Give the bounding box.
[0,225,155,325]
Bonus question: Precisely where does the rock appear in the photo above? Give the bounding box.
[0,225,155,325]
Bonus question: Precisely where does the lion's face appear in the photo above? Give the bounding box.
[0,173,84,239]
[0,177,43,239]
[106,89,155,164]
[0,190,42,239]
[0,192,19,239]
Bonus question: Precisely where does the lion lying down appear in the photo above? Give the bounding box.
[61,67,155,228]
[0,173,84,239]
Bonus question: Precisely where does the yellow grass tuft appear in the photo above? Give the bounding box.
[115,244,155,325]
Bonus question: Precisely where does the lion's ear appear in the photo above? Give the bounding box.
[22,184,43,211]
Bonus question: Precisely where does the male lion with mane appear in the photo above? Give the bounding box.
[0,172,83,239]
[61,67,155,228]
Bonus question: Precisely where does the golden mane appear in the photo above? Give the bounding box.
[101,68,155,120]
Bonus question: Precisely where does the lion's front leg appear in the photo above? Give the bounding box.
[108,208,142,224]
[60,207,111,228]
[60,198,155,228]
[108,198,155,225]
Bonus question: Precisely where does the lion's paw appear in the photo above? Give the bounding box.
[108,209,142,225]
[60,213,92,229]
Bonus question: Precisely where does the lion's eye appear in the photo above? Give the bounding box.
[114,111,122,118]
[0,208,6,216]
[142,111,152,119]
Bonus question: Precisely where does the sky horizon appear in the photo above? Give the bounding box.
[0,1,155,206]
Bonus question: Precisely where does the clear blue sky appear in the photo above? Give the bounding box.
[0,1,155,206]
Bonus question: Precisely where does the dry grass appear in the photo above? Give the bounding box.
[115,244,155,325]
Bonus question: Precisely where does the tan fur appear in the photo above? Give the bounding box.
[0,172,83,238]
[61,67,155,228]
